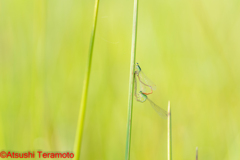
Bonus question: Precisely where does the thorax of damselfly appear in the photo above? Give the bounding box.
[136,63,141,74]
[139,91,147,102]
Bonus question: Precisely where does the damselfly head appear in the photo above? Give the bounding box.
[136,63,141,72]
[139,91,147,99]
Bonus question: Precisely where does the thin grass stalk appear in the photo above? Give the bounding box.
[168,101,172,160]
[125,0,139,160]
[196,147,198,160]
[74,0,100,160]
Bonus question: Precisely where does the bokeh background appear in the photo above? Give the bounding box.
[1,0,240,159]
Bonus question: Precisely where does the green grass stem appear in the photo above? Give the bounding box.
[196,147,198,160]
[74,0,100,159]
[168,101,172,160]
[125,0,139,160]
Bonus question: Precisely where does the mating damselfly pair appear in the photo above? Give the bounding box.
[134,63,167,119]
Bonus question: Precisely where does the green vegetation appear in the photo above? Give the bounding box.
[125,0,138,160]
[74,0,100,160]
[168,101,172,160]
[0,0,240,160]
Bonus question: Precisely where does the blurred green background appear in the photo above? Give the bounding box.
[1,0,240,159]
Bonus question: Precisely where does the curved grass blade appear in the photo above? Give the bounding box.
[146,98,167,119]
[74,0,100,159]
[168,101,172,160]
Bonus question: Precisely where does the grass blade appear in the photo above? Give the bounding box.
[196,147,198,160]
[125,0,139,160]
[168,101,172,160]
[74,0,100,159]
